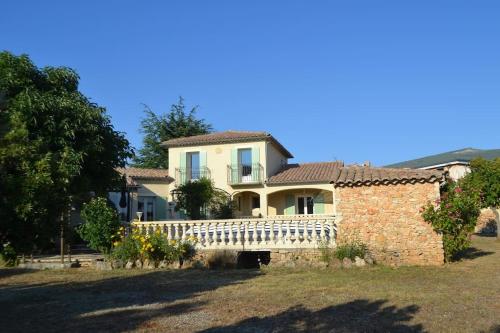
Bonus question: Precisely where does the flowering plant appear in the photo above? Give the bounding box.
[111,226,197,267]
[421,182,481,261]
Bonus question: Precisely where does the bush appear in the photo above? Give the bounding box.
[422,182,481,262]
[111,227,197,267]
[0,242,18,267]
[206,250,237,269]
[334,241,368,261]
[77,197,121,254]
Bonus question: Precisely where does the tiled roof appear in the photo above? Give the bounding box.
[385,148,500,169]
[116,167,171,186]
[332,166,443,187]
[160,130,293,158]
[267,162,344,184]
[267,162,443,187]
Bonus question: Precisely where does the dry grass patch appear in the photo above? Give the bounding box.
[1,236,499,332]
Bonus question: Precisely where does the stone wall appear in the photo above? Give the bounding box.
[336,182,444,266]
[475,208,499,235]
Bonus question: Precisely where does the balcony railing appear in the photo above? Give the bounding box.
[227,163,264,185]
[175,167,211,186]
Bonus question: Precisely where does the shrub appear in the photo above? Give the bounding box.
[206,250,237,269]
[111,227,197,267]
[0,242,18,267]
[334,240,368,261]
[77,197,121,254]
[422,182,481,261]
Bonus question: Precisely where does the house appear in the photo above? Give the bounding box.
[121,130,445,266]
[386,147,500,181]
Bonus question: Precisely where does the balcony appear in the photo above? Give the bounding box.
[227,163,264,185]
[175,167,211,186]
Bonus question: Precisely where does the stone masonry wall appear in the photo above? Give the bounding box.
[336,182,444,266]
[475,208,499,235]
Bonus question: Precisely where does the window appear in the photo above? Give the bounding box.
[297,196,314,215]
[238,148,252,179]
[138,196,156,221]
[187,152,200,180]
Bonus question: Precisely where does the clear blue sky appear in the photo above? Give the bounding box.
[2,1,499,166]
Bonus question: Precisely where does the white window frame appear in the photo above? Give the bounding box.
[295,194,314,215]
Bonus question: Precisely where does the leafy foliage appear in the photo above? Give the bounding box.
[174,178,233,220]
[175,178,215,220]
[422,182,481,261]
[334,240,368,261]
[0,52,132,253]
[461,158,500,208]
[77,197,121,254]
[111,227,197,267]
[132,97,212,168]
[0,242,18,267]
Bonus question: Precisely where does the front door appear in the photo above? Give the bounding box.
[297,196,314,215]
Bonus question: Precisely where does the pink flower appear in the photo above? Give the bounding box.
[454,187,463,193]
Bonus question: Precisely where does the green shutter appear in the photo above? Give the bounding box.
[200,151,207,178]
[284,195,295,215]
[314,193,325,214]
[252,146,260,165]
[179,152,186,184]
[155,196,167,220]
[252,146,260,182]
[231,148,238,183]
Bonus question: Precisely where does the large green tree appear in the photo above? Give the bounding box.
[0,52,133,253]
[132,97,212,169]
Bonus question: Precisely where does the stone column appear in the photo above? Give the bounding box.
[259,193,268,217]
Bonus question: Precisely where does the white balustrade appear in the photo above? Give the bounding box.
[132,215,336,251]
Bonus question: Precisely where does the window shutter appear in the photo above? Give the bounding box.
[314,193,325,214]
[252,146,260,165]
[179,152,186,185]
[231,148,238,182]
[200,151,207,176]
[284,195,295,215]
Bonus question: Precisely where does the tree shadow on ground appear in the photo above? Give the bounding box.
[0,269,261,332]
[455,247,494,260]
[201,300,423,333]
[0,268,36,280]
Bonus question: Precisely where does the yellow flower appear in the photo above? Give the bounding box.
[113,241,120,247]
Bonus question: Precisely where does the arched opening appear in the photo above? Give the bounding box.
[232,190,262,218]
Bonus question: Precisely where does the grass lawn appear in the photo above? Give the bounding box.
[1,236,499,333]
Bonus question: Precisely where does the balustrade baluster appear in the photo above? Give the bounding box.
[285,221,291,244]
[277,220,283,244]
[243,221,250,245]
[181,223,187,240]
[328,220,335,243]
[303,220,309,243]
[312,219,318,242]
[294,220,299,240]
[174,223,180,240]
[269,221,275,243]
[320,220,326,241]
[215,222,220,246]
